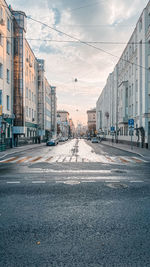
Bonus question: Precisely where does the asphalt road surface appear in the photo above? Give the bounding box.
[0,139,150,267]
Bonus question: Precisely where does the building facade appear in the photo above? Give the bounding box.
[96,1,150,149]
[0,0,14,150]
[57,110,69,138]
[25,40,38,140]
[45,77,51,140]
[87,108,96,135]
[0,1,56,149]
[51,86,57,137]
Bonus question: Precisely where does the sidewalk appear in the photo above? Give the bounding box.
[0,143,46,159]
[101,140,150,159]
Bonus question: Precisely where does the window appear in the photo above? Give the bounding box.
[26,88,28,98]
[26,106,28,117]
[139,18,142,32]
[29,108,31,118]
[32,109,34,120]
[0,90,2,105]
[0,7,3,19]
[7,18,10,31]
[6,95,9,110]
[136,101,138,114]
[0,32,3,46]
[7,69,10,83]
[0,63,3,79]
[6,40,10,54]
[29,89,31,100]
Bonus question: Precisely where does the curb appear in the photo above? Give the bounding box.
[100,142,145,158]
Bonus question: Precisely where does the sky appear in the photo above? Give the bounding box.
[10,0,149,126]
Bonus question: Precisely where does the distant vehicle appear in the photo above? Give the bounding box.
[46,139,58,146]
[91,137,99,143]
[59,137,66,142]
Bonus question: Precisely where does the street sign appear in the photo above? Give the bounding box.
[128,119,134,150]
[111,126,115,132]
[128,119,134,126]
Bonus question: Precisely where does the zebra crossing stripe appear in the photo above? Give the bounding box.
[119,157,130,163]
[0,157,19,163]
[30,156,43,163]
[16,156,32,163]
[45,156,53,162]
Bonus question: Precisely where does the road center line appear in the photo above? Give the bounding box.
[32,181,46,184]
[7,181,21,184]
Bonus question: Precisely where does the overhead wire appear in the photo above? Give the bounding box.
[1,35,149,45]
[27,16,149,71]
[0,2,149,70]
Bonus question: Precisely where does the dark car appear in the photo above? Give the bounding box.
[46,139,57,146]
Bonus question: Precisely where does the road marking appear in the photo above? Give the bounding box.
[0,155,147,164]
[105,156,115,163]
[130,157,143,163]
[130,180,143,183]
[7,181,20,184]
[45,156,53,162]
[0,157,19,163]
[30,157,43,163]
[119,157,130,163]
[32,181,46,184]
[16,156,32,163]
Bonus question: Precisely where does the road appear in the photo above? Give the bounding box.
[0,139,150,267]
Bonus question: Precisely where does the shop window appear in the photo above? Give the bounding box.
[6,95,9,110]
[0,90,2,105]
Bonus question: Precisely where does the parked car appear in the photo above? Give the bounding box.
[46,139,58,146]
[59,137,66,142]
[91,137,99,143]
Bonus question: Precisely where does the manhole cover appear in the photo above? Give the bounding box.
[106,183,128,189]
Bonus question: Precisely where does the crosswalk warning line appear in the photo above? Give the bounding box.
[30,157,43,163]
[1,157,19,163]
[16,157,32,163]
[119,157,130,163]
[105,156,115,163]
[45,157,53,162]
[130,157,143,163]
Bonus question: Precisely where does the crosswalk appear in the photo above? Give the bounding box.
[0,155,147,164]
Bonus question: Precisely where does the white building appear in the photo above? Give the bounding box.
[96,1,150,149]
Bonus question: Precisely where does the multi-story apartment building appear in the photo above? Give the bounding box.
[69,118,75,137]
[51,86,57,137]
[0,0,14,150]
[45,77,51,140]
[0,1,56,149]
[96,1,150,149]
[25,40,38,140]
[87,108,96,135]
[37,59,45,140]
[57,110,69,137]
